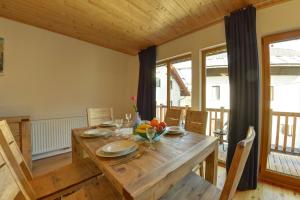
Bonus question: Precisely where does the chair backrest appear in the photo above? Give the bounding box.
[220,126,256,200]
[87,107,113,127]
[0,129,36,200]
[164,108,182,126]
[184,110,208,134]
[0,120,32,180]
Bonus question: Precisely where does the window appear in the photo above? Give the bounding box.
[202,46,229,109]
[155,54,192,108]
[155,65,167,106]
[211,86,220,100]
[156,78,161,87]
[170,59,192,107]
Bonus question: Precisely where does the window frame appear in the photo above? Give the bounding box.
[156,54,192,109]
[201,46,227,111]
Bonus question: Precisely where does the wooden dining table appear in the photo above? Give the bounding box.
[72,127,218,200]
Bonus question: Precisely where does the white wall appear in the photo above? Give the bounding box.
[0,17,138,120]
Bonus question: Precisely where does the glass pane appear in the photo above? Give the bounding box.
[170,60,192,107]
[205,49,229,165]
[156,65,167,106]
[270,39,300,112]
[267,38,300,177]
[206,51,229,109]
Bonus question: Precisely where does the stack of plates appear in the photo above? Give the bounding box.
[166,126,185,135]
[80,129,113,138]
[96,140,138,157]
[99,121,115,127]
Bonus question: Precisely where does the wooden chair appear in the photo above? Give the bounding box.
[0,120,101,200]
[185,110,208,134]
[164,108,182,126]
[161,126,256,200]
[87,107,114,127]
[0,127,119,200]
[0,144,37,200]
[184,110,208,176]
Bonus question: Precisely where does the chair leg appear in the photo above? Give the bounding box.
[199,162,204,177]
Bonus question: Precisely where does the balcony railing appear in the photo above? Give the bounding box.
[156,105,300,156]
[206,107,229,138]
[156,104,188,123]
[156,105,229,141]
[270,110,300,155]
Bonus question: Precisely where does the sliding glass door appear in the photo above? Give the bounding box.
[202,46,229,165]
[261,30,300,190]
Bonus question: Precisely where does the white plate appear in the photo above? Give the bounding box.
[99,121,115,127]
[101,121,114,125]
[166,126,185,134]
[80,129,112,138]
[101,140,137,154]
[96,145,138,158]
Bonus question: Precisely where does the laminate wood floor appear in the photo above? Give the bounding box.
[33,153,300,200]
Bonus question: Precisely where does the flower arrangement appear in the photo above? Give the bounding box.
[131,96,138,112]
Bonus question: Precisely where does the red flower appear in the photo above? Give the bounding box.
[131,96,137,102]
[130,96,138,112]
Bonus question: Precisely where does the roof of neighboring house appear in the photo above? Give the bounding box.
[170,66,191,96]
[206,48,300,67]
[270,48,300,66]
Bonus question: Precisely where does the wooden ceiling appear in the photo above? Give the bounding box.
[0,0,288,55]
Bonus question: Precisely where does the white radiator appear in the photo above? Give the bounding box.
[31,116,87,160]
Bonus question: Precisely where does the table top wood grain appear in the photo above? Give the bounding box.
[72,127,218,200]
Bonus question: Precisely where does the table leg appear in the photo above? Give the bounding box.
[72,134,83,163]
[205,143,218,185]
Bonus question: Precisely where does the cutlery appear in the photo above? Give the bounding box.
[110,148,145,166]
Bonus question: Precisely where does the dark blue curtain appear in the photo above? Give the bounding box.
[137,46,156,120]
[225,6,259,190]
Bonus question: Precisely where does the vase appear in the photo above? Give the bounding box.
[132,112,141,130]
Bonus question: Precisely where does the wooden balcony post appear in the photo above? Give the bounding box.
[291,116,297,153]
[220,107,224,129]
[267,109,272,154]
[275,114,280,151]
[283,114,289,153]
[214,111,217,134]
[209,111,212,136]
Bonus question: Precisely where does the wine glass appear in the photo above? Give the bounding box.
[114,119,123,135]
[146,127,156,150]
[125,113,131,123]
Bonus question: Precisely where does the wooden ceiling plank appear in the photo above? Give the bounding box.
[0,0,289,55]
[126,0,185,37]
[0,1,139,54]
[65,0,151,42]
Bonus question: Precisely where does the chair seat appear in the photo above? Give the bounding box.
[161,172,221,200]
[30,158,101,199]
[63,175,121,200]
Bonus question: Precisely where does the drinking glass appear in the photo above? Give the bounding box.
[114,119,123,131]
[146,127,156,144]
[125,113,132,123]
